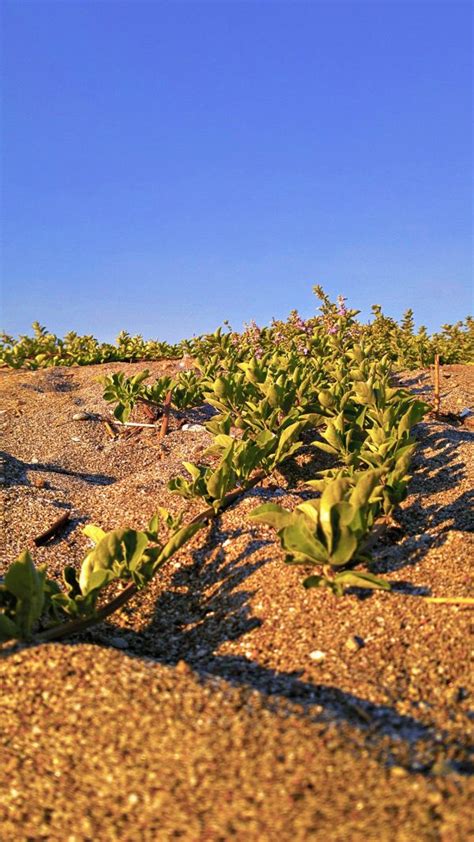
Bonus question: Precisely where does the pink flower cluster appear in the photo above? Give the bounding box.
[337,295,348,316]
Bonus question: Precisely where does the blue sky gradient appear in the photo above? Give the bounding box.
[1,0,472,341]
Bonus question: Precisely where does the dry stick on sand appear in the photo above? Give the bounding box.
[112,420,160,429]
[33,511,71,547]
[35,469,266,643]
[158,389,173,441]
[104,421,117,439]
[424,597,474,606]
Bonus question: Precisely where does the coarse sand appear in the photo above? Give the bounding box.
[0,362,473,841]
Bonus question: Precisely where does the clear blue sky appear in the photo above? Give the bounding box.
[1,0,472,342]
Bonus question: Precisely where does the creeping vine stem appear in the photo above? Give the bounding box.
[35,470,266,643]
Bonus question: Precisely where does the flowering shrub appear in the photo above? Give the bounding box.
[2,286,471,369]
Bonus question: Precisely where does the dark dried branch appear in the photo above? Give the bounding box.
[33,511,71,547]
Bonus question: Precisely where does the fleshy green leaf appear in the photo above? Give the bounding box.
[334,571,391,590]
[249,503,295,531]
[281,522,327,563]
[302,575,325,589]
[0,614,20,642]
[183,462,202,482]
[4,550,46,638]
[274,421,304,464]
[113,403,131,423]
[79,528,149,595]
[319,479,348,548]
[83,524,107,545]
[328,527,358,566]
[295,500,320,526]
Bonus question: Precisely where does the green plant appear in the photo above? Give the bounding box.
[0,513,203,643]
[250,473,390,595]
[102,369,205,422]
[168,421,305,512]
[2,286,452,648]
[313,411,365,466]
[102,370,161,421]
[168,443,239,512]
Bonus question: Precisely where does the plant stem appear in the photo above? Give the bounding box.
[35,470,266,643]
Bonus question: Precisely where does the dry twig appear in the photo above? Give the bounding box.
[424,597,474,606]
[33,511,71,547]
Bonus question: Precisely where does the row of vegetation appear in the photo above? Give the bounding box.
[1,290,433,644]
[1,287,473,369]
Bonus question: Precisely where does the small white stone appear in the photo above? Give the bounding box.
[182,423,207,432]
[71,437,81,443]
[31,457,39,464]
[222,538,232,547]
[309,650,326,662]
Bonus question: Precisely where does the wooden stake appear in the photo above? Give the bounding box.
[433,353,441,415]
[159,389,173,441]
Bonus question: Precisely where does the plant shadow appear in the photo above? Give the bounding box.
[0,451,116,488]
[371,423,473,576]
[81,517,474,778]
[3,416,473,777]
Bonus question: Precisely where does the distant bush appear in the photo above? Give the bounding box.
[1,287,472,370]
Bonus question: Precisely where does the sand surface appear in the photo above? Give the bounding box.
[0,362,473,841]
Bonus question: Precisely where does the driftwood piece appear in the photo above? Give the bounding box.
[33,511,70,546]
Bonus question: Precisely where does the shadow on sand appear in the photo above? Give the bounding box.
[0,451,115,488]
[3,420,473,776]
[83,510,473,778]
